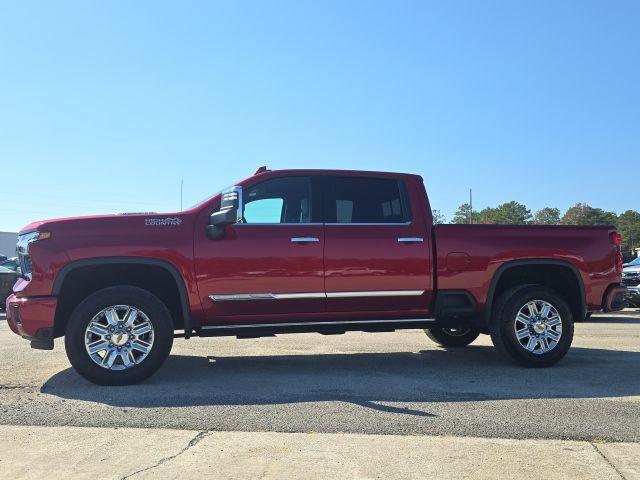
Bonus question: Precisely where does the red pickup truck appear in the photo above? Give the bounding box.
[6,168,627,385]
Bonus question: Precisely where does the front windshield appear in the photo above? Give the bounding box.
[626,257,640,267]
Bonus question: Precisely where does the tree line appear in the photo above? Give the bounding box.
[432,202,640,256]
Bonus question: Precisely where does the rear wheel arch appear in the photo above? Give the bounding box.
[52,257,192,337]
[484,259,586,323]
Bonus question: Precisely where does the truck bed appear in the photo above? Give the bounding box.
[433,224,619,313]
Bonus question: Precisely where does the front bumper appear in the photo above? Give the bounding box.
[602,285,628,312]
[5,294,57,349]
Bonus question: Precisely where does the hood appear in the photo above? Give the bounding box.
[19,212,191,239]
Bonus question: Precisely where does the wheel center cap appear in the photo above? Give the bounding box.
[533,322,546,334]
[112,331,129,346]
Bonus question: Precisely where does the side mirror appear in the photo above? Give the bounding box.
[206,186,242,240]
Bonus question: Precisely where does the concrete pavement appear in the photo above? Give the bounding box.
[1,425,638,479]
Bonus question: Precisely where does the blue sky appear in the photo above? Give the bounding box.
[1,0,638,232]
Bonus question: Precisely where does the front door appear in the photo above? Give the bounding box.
[194,175,325,322]
[322,175,432,314]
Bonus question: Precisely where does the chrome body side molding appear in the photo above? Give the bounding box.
[209,290,425,302]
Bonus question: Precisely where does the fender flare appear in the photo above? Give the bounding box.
[52,256,193,337]
[483,259,586,323]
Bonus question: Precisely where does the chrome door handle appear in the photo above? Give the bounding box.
[398,237,424,243]
[291,237,320,243]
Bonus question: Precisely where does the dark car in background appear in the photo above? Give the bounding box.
[0,265,18,308]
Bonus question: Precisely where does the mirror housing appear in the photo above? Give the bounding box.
[210,207,238,226]
[206,186,243,240]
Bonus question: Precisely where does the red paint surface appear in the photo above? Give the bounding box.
[5,294,57,337]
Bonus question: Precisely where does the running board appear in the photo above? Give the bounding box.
[188,318,436,339]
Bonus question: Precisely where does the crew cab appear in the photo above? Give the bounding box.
[5,168,627,385]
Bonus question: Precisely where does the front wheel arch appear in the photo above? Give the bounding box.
[52,257,192,337]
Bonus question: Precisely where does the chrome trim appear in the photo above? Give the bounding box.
[232,186,243,223]
[209,290,424,301]
[397,237,424,243]
[291,237,320,243]
[201,318,436,330]
[327,290,424,298]
[324,222,412,226]
[234,223,323,226]
[210,292,325,301]
[234,222,408,226]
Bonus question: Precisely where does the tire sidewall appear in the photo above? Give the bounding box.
[495,286,574,367]
[65,286,174,385]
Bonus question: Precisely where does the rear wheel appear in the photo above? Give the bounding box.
[65,286,174,385]
[490,285,574,367]
[425,326,480,347]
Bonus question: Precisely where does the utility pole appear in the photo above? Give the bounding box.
[469,188,473,224]
[180,180,184,211]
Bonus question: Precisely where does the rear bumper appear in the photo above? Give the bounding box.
[602,285,628,312]
[5,294,56,349]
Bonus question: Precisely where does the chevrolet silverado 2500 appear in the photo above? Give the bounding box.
[6,169,627,385]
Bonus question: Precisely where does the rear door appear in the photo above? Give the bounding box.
[194,175,325,321]
[322,175,432,314]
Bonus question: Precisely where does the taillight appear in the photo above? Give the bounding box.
[610,232,623,273]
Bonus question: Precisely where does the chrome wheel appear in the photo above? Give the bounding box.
[514,300,562,355]
[84,305,154,370]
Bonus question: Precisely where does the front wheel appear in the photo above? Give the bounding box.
[425,326,480,347]
[65,286,174,385]
[490,285,574,367]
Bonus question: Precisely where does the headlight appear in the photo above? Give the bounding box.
[16,231,51,255]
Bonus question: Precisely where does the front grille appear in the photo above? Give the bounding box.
[622,276,640,287]
[18,254,32,279]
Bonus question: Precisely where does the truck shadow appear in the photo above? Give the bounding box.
[41,345,640,414]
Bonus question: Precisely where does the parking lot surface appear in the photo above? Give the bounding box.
[1,310,639,442]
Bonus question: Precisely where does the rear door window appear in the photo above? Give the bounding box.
[323,177,411,223]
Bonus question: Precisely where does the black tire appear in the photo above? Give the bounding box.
[490,285,574,367]
[65,286,174,385]
[425,326,480,347]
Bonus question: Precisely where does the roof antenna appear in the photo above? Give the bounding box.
[254,166,269,175]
